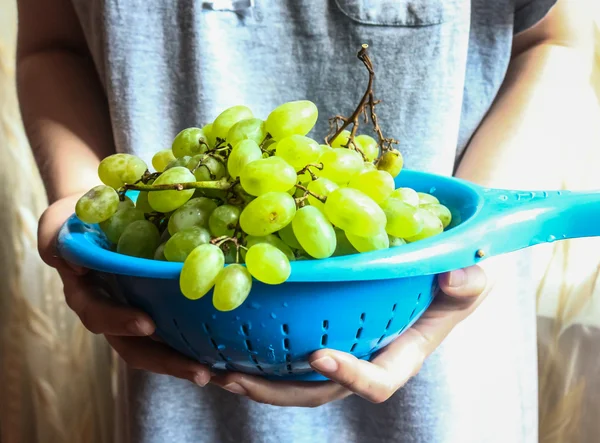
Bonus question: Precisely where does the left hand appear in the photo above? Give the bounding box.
[211,264,491,406]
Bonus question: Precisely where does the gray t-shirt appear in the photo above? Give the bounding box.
[71,1,555,441]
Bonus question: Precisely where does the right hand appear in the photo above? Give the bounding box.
[38,194,211,386]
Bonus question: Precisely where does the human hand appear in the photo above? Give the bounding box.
[38,194,211,386]
[210,264,491,406]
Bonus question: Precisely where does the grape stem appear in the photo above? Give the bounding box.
[123,178,232,192]
[324,44,399,153]
[296,163,323,181]
[294,183,326,203]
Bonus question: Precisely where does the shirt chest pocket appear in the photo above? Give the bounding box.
[333,0,453,26]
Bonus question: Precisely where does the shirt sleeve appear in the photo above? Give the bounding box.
[513,0,558,34]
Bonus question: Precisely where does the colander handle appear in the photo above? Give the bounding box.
[476,188,600,257]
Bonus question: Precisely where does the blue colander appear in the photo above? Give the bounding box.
[57,170,600,380]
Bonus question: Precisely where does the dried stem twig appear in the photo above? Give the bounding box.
[325,44,399,155]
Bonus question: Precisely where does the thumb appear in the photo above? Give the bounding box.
[38,194,87,274]
[437,265,487,298]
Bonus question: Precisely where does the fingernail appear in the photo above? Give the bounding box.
[311,356,338,373]
[128,319,154,336]
[448,269,466,288]
[223,382,247,396]
[191,371,210,387]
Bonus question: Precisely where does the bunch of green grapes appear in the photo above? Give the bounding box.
[75,100,452,312]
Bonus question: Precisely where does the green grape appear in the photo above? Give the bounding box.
[389,235,407,247]
[172,128,209,158]
[421,203,452,228]
[75,185,120,224]
[245,243,291,285]
[164,226,211,262]
[166,155,192,170]
[278,222,302,249]
[292,206,336,259]
[208,205,241,237]
[118,196,135,210]
[240,192,296,236]
[211,105,254,145]
[346,230,389,253]
[265,100,318,141]
[418,192,440,206]
[380,198,424,238]
[180,244,225,300]
[228,139,262,179]
[192,156,227,181]
[319,148,363,185]
[135,191,153,213]
[333,227,358,256]
[324,188,386,237]
[262,138,277,153]
[243,234,295,261]
[377,150,403,178]
[98,154,148,189]
[213,264,252,311]
[148,166,196,212]
[167,197,218,235]
[319,144,333,158]
[275,135,321,170]
[154,243,167,261]
[355,134,379,162]
[152,149,177,172]
[389,187,419,207]
[99,206,145,244]
[348,170,395,204]
[227,118,266,147]
[240,157,297,196]
[363,162,377,172]
[331,130,351,148]
[117,220,160,259]
[202,123,213,147]
[405,209,444,242]
[160,227,171,243]
[307,178,338,213]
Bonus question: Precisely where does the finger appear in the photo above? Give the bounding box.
[106,335,211,386]
[63,275,155,336]
[210,373,349,407]
[437,265,487,298]
[309,329,427,404]
[38,194,83,269]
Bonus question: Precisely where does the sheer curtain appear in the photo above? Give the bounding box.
[0,2,115,443]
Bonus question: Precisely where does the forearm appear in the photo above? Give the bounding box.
[456,42,594,189]
[17,49,115,203]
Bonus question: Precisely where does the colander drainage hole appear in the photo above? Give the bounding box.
[250,355,264,373]
[408,306,418,322]
[322,320,329,331]
[241,324,250,336]
[355,327,363,339]
[377,302,399,345]
[321,334,328,347]
[350,312,366,353]
[282,324,289,335]
[202,322,228,362]
[285,354,293,373]
[172,319,204,362]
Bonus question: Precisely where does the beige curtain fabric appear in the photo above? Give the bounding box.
[0,2,115,443]
[0,1,599,442]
